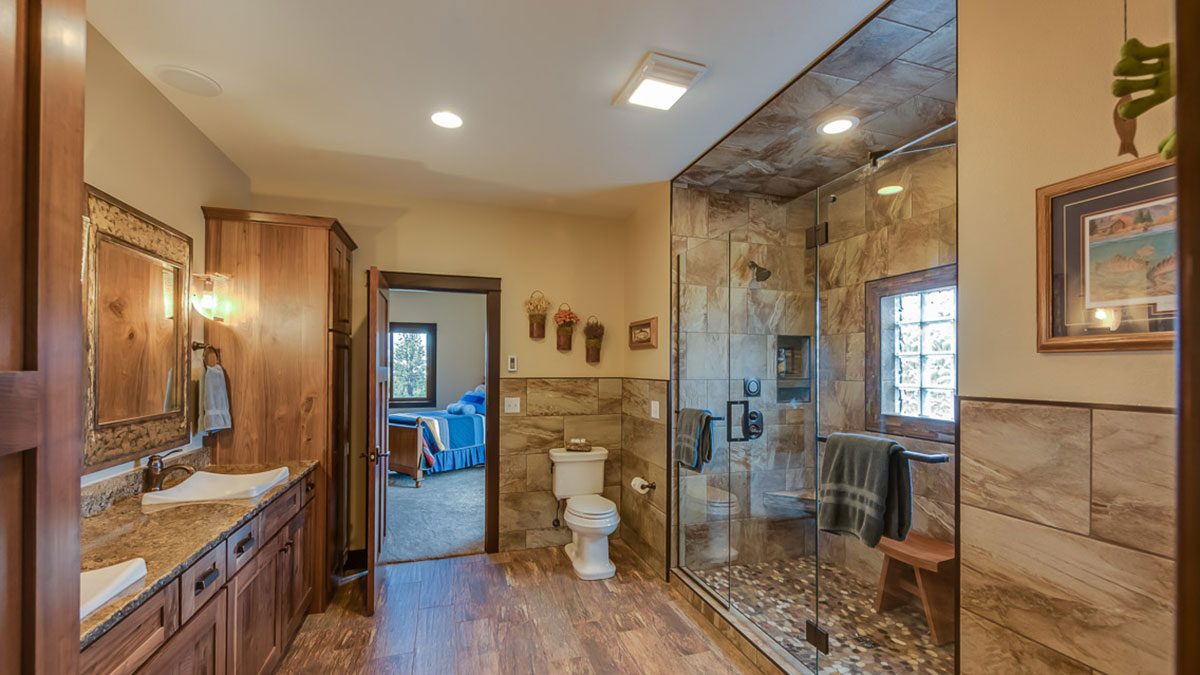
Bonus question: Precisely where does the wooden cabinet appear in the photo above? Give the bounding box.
[203,207,357,609]
[227,528,285,675]
[279,499,315,642]
[180,541,227,624]
[137,590,227,675]
[81,580,180,675]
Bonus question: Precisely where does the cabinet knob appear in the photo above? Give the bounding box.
[306,481,315,493]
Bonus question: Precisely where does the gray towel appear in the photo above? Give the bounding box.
[199,364,232,433]
[675,408,713,471]
[817,433,911,547]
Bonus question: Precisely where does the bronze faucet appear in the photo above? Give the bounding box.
[144,449,196,492]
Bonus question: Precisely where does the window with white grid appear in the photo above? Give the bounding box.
[882,287,956,421]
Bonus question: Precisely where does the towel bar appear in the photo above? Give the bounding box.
[816,434,950,464]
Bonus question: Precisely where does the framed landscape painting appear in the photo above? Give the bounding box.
[1037,156,1176,352]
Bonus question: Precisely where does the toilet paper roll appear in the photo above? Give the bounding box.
[630,477,651,495]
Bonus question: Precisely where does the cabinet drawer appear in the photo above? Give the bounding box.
[302,471,318,506]
[81,579,180,675]
[136,589,227,675]
[180,540,226,624]
[261,481,301,540]
[227,517,261,577]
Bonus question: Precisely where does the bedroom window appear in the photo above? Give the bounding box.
[389,322,437,408]
[865,265,957,442]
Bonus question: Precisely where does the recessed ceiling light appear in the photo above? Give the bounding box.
[818,115,859,135]
[156,65,222,97]
[877,185,904,195]
[614,52,707,111]
[431,111,463,129]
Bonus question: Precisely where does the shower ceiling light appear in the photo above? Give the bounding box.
[431,111,463,129]
[818,115,859,135]
[877,185,904,195]
[614,52,707,111]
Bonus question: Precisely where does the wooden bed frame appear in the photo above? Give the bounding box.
[388,424,424,487]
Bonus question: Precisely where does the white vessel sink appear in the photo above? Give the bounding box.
[80,558,147,620]
[141,468,289,506]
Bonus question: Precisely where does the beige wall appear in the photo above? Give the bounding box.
[958,0,1176,407]
[82,25,251,483]
[623,183,672,380]
[387,290,486,409]
[959,0,1177,672]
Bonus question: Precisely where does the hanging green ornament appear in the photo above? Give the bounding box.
[1111,38,1176,159]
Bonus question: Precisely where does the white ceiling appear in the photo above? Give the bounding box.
[88,0,882,217]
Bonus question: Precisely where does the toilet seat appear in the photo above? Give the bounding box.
[566,494,616,518]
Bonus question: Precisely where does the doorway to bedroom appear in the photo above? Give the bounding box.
[370,272,501,566]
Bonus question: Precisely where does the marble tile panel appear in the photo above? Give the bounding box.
[961,505,1174,675]
[1091,410,1176,557]
[563,414,622,451]
[747,196,788,247]
[499,490,559,533]
[781,247,813,294]
[912,497,954,541]
[861,95,955,143]
[937,203,957,264]
[499,378,527,416]
[819,284,865,335]
[746,289,785,335]
[961,611,1092,675]
[819,333,848,379]
[899,19,957,72]
[603,449,622,487]
[623,414,668,469]
[681,237,728,287]
[526,378,598,416]
[621,378,668,421]
[681,332,728,381]
[816,380,864,434]
[885,211,942,276]
[730,333,769,379]
[706,191,749,238]
[671,186,708,238]
[499,455,527,493]
[922,73,957,103]
[820,174,869,242]
[837,60,950,112]
[525,527,571,549]
[728,288,748,334]
[622,453,667,515]
[811,18,931,82]
[679,284,709,333]
[747,71,859,131]
[500,415,565,455]
[677,379,706,412]
[878,0,956,32]
[598,378,622,414]
[960,400,1091,533]
[525,453,552,492]
[841,535,885,584]
[907,146,957,216]
[844,332,865,381]
[498,530,527,552]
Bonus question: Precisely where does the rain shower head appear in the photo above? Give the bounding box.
[749,261,772,282]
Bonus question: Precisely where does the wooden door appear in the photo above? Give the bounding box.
[137,589,227,675]
[365,267,390,615]
[280,501,314,642]
[226,530,284,675]
[0,0,85,672]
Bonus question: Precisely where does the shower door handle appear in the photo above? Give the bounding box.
[726,401,764,443]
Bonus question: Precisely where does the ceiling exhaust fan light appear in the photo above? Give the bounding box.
[818,116,859,135]
[627,78,688,110]
[615,52,706,111]
[431,111,463,129]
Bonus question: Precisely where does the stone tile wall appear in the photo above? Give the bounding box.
[959,398,1176,675]
[498,376,670,576]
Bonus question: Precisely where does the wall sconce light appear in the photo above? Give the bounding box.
[191,273,231,322]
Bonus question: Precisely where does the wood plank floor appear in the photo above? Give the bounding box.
[278,541,763,674]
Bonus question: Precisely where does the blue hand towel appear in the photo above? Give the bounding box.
[199,364,232,433]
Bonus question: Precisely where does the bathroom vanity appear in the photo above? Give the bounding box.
[80,461,319,674]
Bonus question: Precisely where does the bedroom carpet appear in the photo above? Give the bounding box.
[381,466,485,563]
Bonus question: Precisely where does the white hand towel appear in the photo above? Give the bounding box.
[200,364,232,433]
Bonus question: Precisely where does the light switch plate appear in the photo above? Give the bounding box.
[650,400,660,419]
[504,397,521,414]
[507,355,518,372]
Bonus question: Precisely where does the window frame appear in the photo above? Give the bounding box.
[864,264,957,443]
[388,321,437,408]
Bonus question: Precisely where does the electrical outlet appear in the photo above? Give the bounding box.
[650,400,660,419]
[507,355,518,372]
[504,397,521,414]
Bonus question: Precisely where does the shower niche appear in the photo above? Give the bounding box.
[776,334,811,403]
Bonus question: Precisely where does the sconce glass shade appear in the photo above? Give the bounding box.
[191,273,230,322]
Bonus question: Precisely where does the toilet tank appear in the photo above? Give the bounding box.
[549,447,608,499]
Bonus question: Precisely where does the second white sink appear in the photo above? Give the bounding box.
[141,467,290,506]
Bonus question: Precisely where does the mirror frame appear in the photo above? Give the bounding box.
[84,185,192,470]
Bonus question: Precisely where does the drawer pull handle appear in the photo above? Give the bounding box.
[306,482,315,493]
[234,534,255,556]
[194,568,220,595]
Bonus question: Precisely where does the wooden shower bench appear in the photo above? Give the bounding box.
[873,531,956,646]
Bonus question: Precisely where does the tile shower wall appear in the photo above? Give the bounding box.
[959,398,1176,675]
[671,186,816,570]
[815,144,957,584]
[498,376,669,572]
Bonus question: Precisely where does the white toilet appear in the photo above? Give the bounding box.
[550,447,620,580]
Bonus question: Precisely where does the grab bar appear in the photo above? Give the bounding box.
[816,435,950,464]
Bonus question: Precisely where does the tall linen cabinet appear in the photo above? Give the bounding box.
[203,207,355,609]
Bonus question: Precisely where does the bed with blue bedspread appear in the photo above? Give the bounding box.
[387,410,485,487]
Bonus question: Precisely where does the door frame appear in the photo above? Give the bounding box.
[379,271,502,554]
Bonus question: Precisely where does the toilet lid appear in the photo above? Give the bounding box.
[567,495,616,516]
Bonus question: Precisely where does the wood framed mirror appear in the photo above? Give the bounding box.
[83,186,192,470]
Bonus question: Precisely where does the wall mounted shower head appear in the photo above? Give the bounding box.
[749,261,772,282]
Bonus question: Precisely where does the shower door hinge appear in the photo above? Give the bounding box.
[805,620,830,654]
[805,222,828,249]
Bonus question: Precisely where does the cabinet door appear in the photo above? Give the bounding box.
[137,589,227,675]
[328,232,351,334]
[226,530,283,675]
[279,500,315,642]
[328,330,351,582]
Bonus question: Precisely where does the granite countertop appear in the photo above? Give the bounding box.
[79,460,317,649]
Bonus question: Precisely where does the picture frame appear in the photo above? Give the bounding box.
[1036,156,1176,352]
[628,317,658,350]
